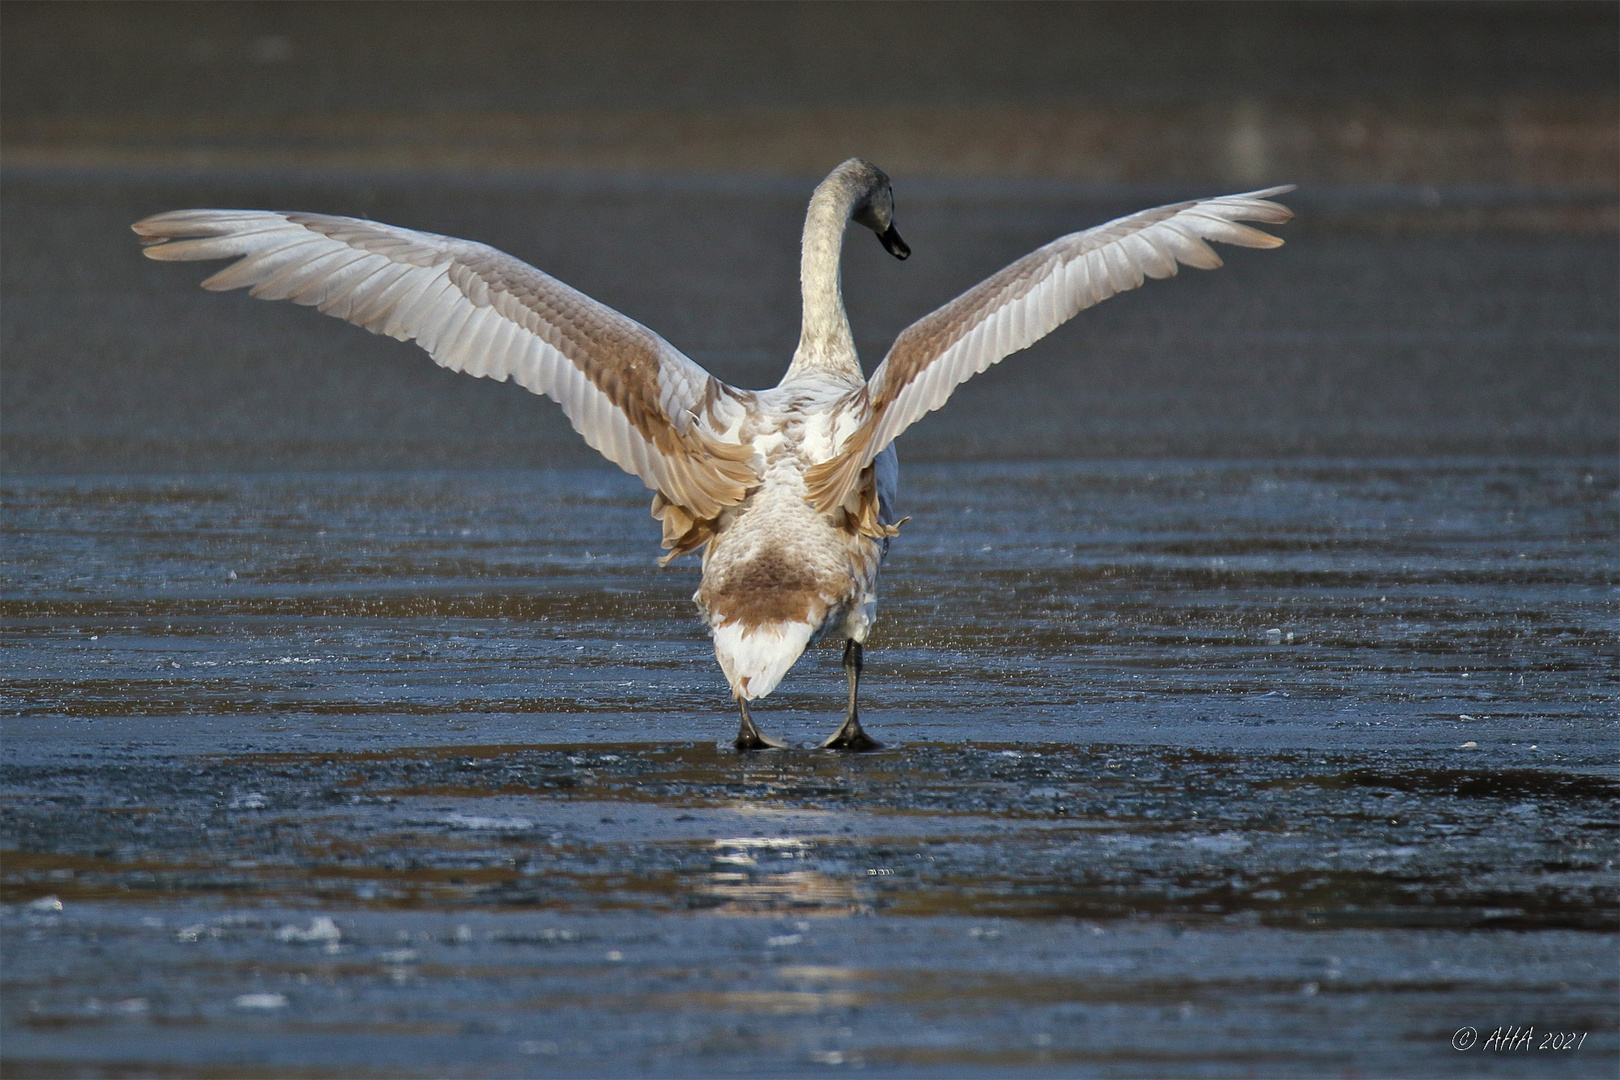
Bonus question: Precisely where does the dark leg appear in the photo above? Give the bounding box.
[821,640,881,751]
[734,696,786,751]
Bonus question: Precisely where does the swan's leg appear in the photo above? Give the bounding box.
[821,640,881,751]
[735,696,786,751]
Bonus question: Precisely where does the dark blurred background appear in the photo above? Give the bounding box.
[3,0,1616,471]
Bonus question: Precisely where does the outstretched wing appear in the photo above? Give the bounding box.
[133,210,756,519]
[805,187,1294,513]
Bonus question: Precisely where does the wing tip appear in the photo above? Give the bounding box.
[131,209,282,241]
[1212,185,1297,227]
[131,215,181,249]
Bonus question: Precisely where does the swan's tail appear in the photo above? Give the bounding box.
[710,620,816,701]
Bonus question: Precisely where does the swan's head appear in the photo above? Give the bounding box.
[840,159,910,261]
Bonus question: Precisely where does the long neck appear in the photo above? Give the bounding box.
[783,173,862,382]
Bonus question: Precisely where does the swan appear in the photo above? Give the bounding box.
[133,159,1292,751]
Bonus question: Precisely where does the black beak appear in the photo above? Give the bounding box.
[878,223,910,260]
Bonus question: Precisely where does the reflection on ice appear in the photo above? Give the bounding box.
[705,837,865,915]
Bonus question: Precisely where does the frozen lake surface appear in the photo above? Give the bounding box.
[3,458,1615,1076]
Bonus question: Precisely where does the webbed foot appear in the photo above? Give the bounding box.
[819,712,881,751]
[820,639,881,750]
[734,697,786,751]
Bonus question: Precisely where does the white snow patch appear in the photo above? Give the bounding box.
[442,812,536,831]
[233,993,288,1010]
[275,916,341,944]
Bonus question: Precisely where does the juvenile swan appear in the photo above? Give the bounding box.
[134,159,1292,750]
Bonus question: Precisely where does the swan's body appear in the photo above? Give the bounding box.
[134,160,1292,749]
